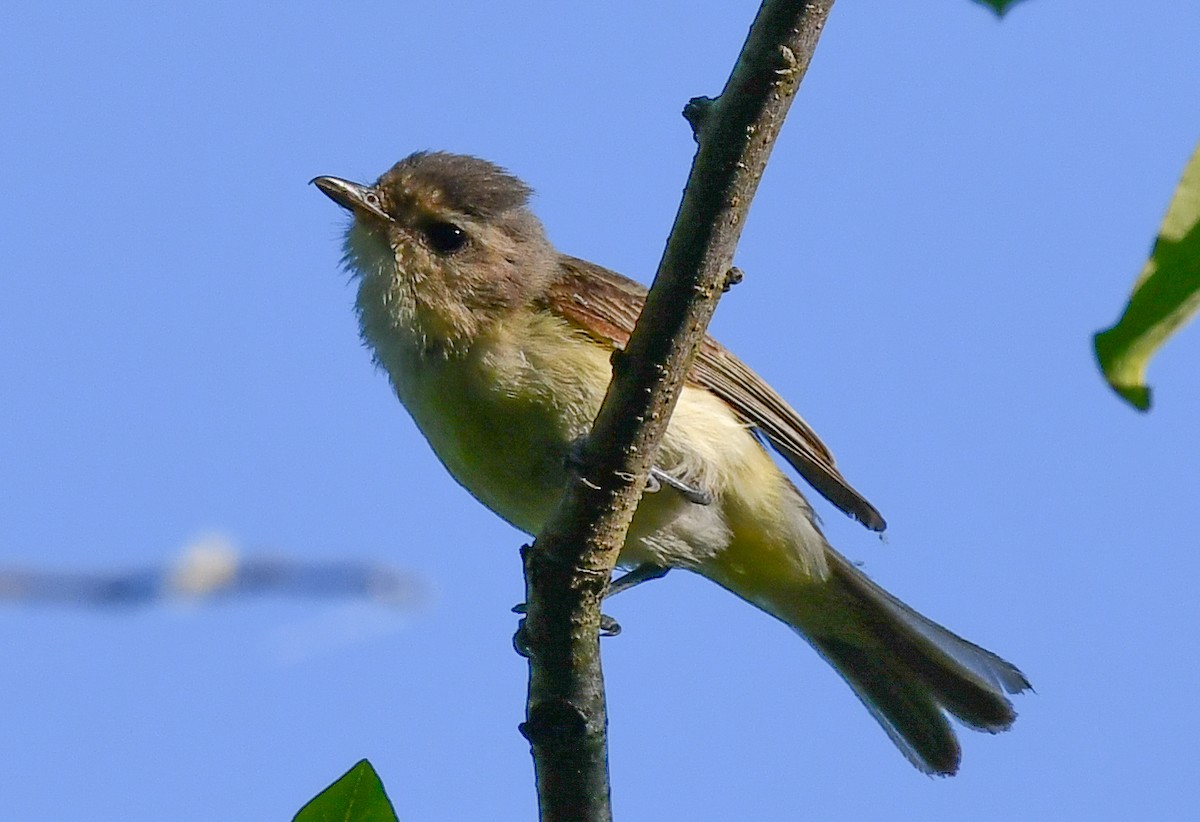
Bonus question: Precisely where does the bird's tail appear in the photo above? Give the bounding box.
[734,547,1031,775]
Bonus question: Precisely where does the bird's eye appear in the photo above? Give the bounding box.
[424,221,468,255]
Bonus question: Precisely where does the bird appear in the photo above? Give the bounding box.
[312,151,1030,775]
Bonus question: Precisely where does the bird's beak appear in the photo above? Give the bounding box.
[310,176,390,221]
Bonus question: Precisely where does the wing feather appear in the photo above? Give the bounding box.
[547,256,886,531]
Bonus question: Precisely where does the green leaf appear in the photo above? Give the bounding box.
[293,760,398,822]
[971,0,1028,16]
[1095,142,1200,411]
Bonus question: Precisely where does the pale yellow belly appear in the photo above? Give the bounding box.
[381,320,611,535]
[369,310,823,580]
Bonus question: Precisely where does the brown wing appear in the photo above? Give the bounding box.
[548,255,886,532]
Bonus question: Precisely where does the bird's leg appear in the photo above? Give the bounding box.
[598,614,622,637]
[512,595,628,639]
[606,563,671,599]
[647,467,713,506]
[560,439,681,635]
[596,564,671,636]
[568,436,711,506]
[513,565,670,640]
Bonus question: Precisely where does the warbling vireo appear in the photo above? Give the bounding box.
[313,151,1029,775]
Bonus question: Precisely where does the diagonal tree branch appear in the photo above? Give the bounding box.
[519,2,836,820]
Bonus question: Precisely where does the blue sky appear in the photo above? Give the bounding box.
[3,2,1199,819]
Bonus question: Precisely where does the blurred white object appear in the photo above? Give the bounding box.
[169,533,240,597]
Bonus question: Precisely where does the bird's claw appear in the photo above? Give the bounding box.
[647,467,713,505]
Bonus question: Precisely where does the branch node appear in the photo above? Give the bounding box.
[521,698,589,744]
[513,617,532,658]
[609,346,630,376]
[682,96,716,141]
[723,266,745,292]
[775,43,798,74]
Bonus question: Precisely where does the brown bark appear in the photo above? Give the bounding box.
[520,3,837,819]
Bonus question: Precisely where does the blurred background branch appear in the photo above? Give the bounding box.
[0,533,422,609]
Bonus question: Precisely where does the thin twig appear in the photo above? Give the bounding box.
[520,3,836,820]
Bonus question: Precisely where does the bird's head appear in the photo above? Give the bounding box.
[313,152,556,352]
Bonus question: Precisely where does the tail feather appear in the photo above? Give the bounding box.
[792,551,1031,775]
[814,635,961,775]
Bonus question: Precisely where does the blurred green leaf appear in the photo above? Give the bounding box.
[1095,142,1200,411]
[971,0,1028,16]
[293,760,398,822]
